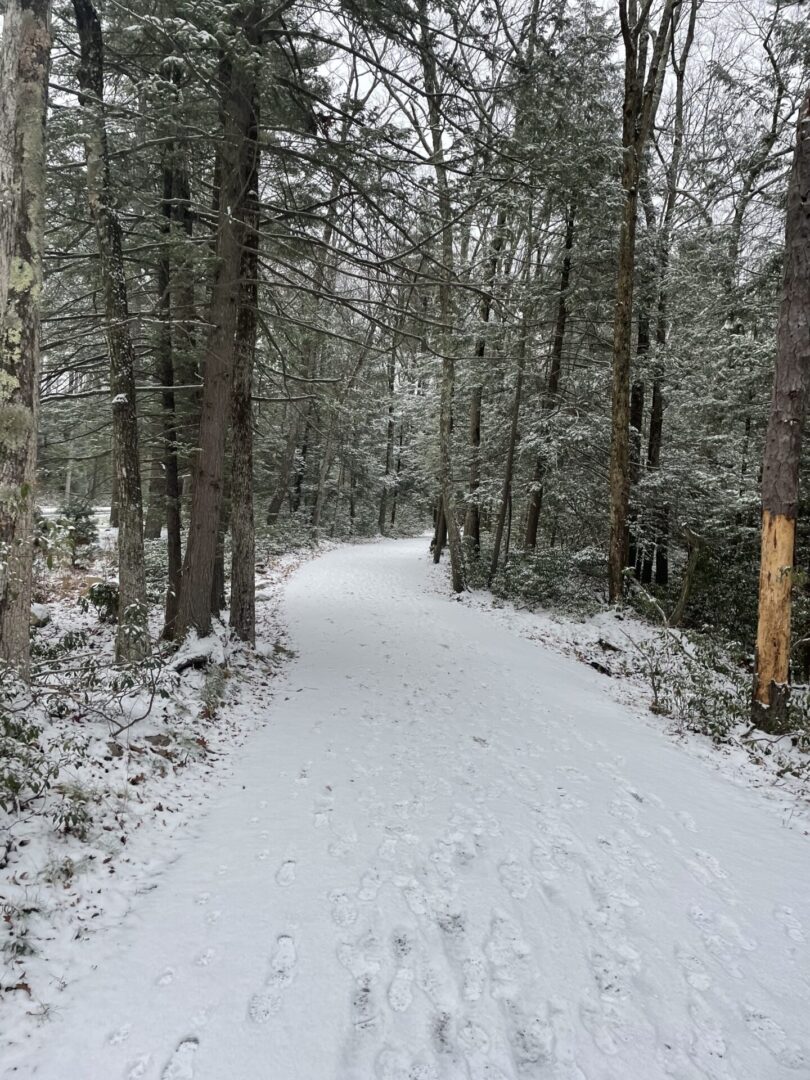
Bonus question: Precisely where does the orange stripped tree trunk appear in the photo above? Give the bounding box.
[752,91,810,732]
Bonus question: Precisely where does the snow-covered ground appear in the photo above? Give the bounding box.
[4,538,809,1080]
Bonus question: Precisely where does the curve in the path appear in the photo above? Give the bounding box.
[8,538,810,1080]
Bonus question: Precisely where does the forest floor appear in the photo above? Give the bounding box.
[4,537,810,1080]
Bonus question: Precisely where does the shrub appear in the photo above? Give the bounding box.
[0,694,58,814]
[81,580,119,623]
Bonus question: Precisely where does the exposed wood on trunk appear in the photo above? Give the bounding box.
[752,91,810,732]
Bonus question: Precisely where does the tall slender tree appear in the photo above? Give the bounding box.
[752,90,810,732]
[0,0,52,676]
[176,1,260,640]
[73,0,148,660]
[607,0,679,603]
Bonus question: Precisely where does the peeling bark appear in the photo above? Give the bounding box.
[752,92,810,731]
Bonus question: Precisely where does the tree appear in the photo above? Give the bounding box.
[607,0,679,603]
[72,0,148,661]
[176,1,261,640]
[752,90,810,733]
[0,0,52,677]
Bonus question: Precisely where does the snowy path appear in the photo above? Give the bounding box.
[9,539,810,1080]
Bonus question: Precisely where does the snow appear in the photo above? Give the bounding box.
[4,538,810,1079]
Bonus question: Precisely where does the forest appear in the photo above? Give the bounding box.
[1,0,809,693]
[1,1,810,1077]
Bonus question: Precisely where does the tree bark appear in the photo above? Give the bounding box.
[379,341,397,535]
[490,309,528,584]
[229,58,260,644]
[176,4,259,639]
[0,0,51,677]
[642,0,698,589]
[525,211,574,548]
[607,0,676,604]
[465,208,507,552]
[752,91,810,732]
[158,150,184,639]
[419,0,463,591]
[73,0,148,661]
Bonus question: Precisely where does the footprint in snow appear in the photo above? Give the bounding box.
[330,889,358,927]
[338,935,383,1038]
[401,880,430,917]
[108,1024,131,1046]
[276,859,296,887]
[161,1038,199,1080]
[194,892,210,906]
[358,867,385,901]
[687,995,735,1079]
[462,955,487,1002]
[743,1006,808,1069]
[388,930,415,1012]
[156,967,175,987]
[328,826,358,859]
[126,1054,152,1079]
[502,1000,556,1070]
[458,1018,490,1055]
[248,934,297,1023]
[676,810,698,833]
[374,1047,439,1080]
[195,948,215,967]
[688,906,753,978]
[675,946,712,992]
[485,912,532,1000]
[313,794,334,827]
[498,857,532,900]
[388,967,414,1012]
[775,905,805,943]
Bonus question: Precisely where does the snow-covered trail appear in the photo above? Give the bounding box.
[10,539,810,1080]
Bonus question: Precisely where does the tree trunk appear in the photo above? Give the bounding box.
[176,5,259,640]
[464,384,482,550]
[229,72,260,645]
[419,0,464,591]
[490,311,527,585]
[379,342,396,535]
[465,208,507,552]
[0,0,51,678]
[641,1,698,589]
[525,211,574,548]
[73,0,147,661]
[607,0,676,604]
[752,92,810,732]
[158,152,183,639]
[432,500,447,563]
[670,529,703,628]
[267,417,298,523]
[144,448,164,539]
